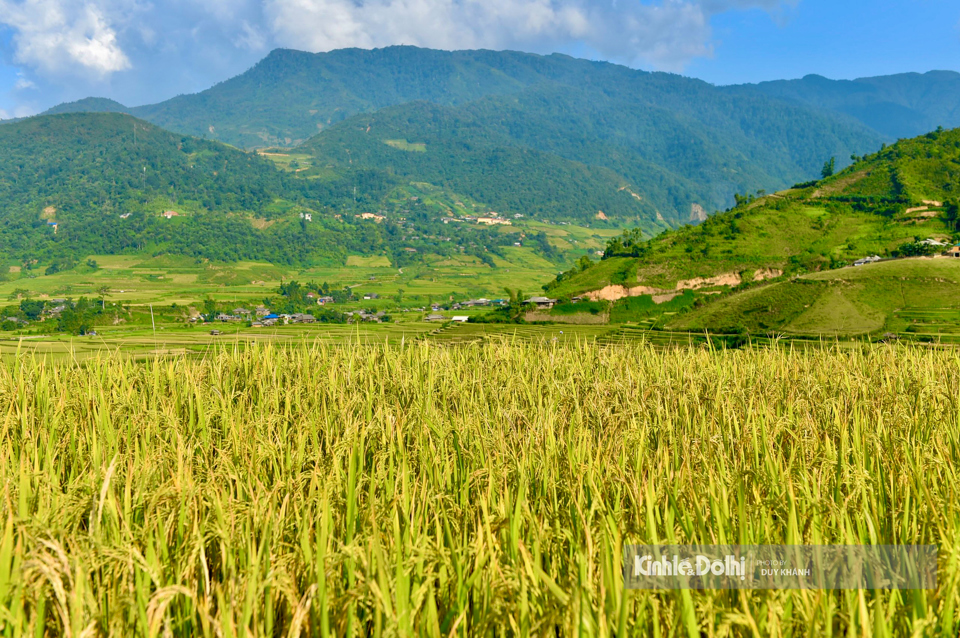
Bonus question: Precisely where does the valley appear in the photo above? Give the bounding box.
[2,26,960,636]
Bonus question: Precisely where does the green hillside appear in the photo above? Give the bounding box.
[670,258,960,338]
[0,112,303,264]
[548,126,960,298]
[296,101,658,229]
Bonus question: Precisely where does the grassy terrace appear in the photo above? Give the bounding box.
[6,319,960,363]
[2,341,959,635]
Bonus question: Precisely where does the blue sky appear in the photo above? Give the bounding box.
[689,0,960,85]
[1,0,958,118]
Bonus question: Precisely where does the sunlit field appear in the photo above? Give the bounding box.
[2,341,959,635]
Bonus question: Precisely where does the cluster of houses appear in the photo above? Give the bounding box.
[477,217,512,226]
[439,212,521,226]
[345,310,388,323]
[425,314,469,323]
[451,298,498,309]
[204,307,321,326]
[917,239,960,256]
[423,296,558,323]
[854,242,960,267]
[304,293,336,304]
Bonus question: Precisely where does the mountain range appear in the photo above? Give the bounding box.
[2,46,959,274]
[42,48,960,149]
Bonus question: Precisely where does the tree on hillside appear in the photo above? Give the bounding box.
[945,200,960,232]
[502,288,526,322]
[97,285,110,310]
[821,157,836,179]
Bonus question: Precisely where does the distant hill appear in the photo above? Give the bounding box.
[42,97,129,116]
[734,71,960,140]
[548,126,960,298]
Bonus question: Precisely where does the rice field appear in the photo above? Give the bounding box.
[2,340,959,636]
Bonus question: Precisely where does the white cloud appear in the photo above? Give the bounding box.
[14,72,37,90]
[0,0,132,76]
[0,104,37,118]
[235,20,268,51]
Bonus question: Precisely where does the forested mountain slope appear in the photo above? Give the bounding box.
[735,71,960,140]
[300,77,883,224]
[0,113,402,265]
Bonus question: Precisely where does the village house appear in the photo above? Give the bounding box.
[451,316,469,323]
[425,314,446,322]
[318,296,334,305]
[946,246,960,258]
[853,256,882,267]
[45,304,68,318]
[162,211,179,219]
[477,217,512,226]
[347,310,385,323]
[355,212,386,222]
[524,296,558,309]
